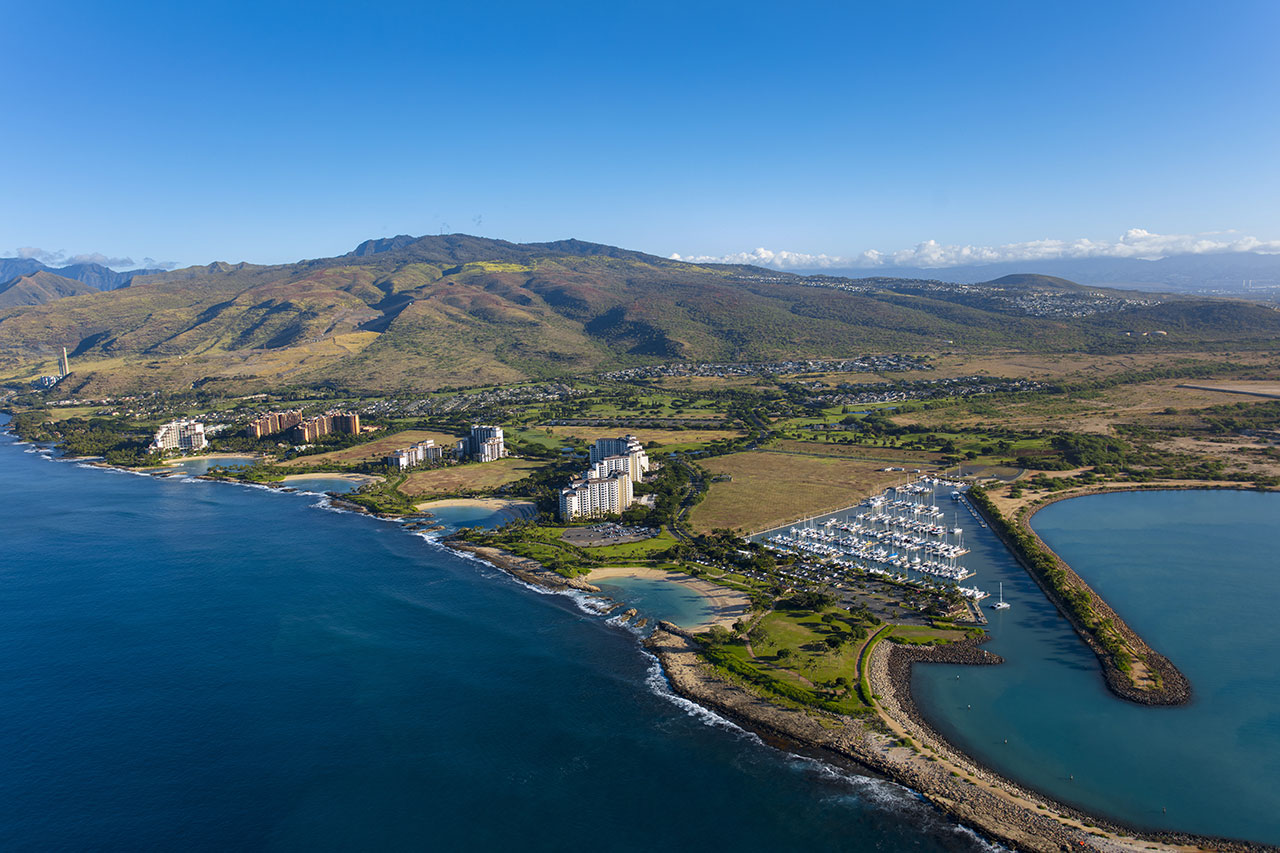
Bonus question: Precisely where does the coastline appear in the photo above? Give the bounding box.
[443,539,601,593]
[8,423,1270,849]
[646,623,1269,853]
[586,566,752,629]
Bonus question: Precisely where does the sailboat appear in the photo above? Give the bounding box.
[990,581,1010,610]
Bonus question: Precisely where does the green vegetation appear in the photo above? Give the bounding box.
[9,411,157,466]
[693,606,969,717]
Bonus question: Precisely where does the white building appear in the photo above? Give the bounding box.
[588,435,649,481]
[385,440,443,470]
[589,455,632,480]
[151,419,207,453]
[469,424,505,463]
[559,470,634,520]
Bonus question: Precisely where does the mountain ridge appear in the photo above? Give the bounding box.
[0,270,98,308]
[1,233,1276,396]
[0,257,166,293]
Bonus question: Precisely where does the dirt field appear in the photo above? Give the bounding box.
[280,429,463,467]
[690,450,914,534]
[400,457,548,497]
[535,425,745,447]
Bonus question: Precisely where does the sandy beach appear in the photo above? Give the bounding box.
[416,497,538,523]
[587,566,751,629]
[279,471,382,486]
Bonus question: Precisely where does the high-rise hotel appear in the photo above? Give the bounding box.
[558,435,650,520]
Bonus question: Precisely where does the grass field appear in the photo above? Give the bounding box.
[768,439,945,464]
[534,425,745,449]
[400,457,548,496]
[280,429,463,467]
[690,450,910,533]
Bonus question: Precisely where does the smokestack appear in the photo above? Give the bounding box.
[60,347,70,377]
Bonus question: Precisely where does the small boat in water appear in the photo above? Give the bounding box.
[990,581,1011,610]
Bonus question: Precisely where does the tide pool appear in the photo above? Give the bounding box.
[912,489,1280,845]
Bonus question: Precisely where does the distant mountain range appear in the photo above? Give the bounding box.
[1,234,1277,396]
[0,257,165,304]
[801,252,1280,294]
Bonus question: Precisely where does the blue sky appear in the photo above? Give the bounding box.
[3,1,1278,270]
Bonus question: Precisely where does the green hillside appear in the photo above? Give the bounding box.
[1,235,1277,395]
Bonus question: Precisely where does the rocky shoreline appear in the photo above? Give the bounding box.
[443,538,601,593]
[646,623,1270,853]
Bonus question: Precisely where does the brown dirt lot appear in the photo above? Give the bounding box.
[690,450,915,534]
[280,429,463,467]
[400,457,549,497]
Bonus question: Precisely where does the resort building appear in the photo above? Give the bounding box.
[151,419,208,453]
[466,424,505,463]
[246,410,302,439]
[248,411,360,441]
[384,440,446,471]
[290,416,333,444]
[331,412,361,434]
[558,470,634,520]
[588,435,649,482]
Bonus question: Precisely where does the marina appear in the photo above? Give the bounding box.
[757,478,990,601]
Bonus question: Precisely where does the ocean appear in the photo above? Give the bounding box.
[0,421,995,852]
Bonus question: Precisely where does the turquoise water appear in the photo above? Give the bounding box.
[913,489,1280,845]
[281,476,363,494]
[592,575,714,628]
[422,503,514,531]
[0,422,997,852]
[160,455,256,475]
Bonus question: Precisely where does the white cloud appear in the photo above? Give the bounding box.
[7,246,147,269]
[671,229,1280,271]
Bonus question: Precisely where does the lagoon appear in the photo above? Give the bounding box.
[592,575,713,628]
[912,489,1280,845]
